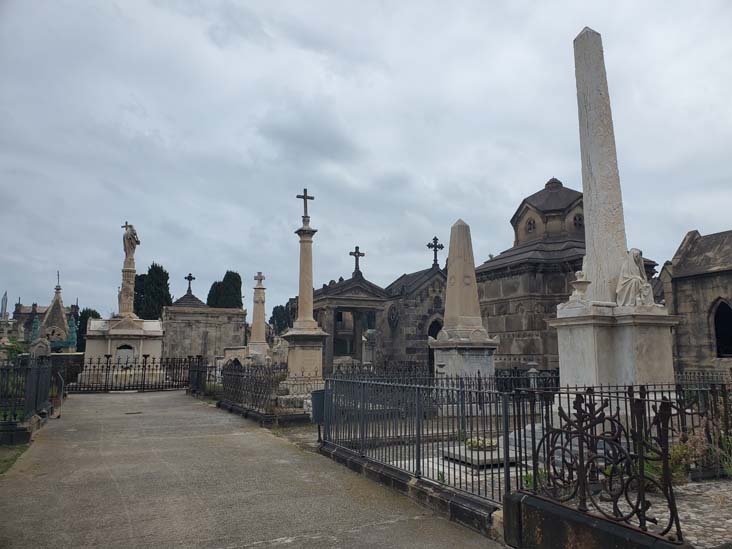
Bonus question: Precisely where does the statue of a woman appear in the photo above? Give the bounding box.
[122,223,140,262]
[616,248,655,306]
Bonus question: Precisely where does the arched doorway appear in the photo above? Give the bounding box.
[427,319,443,376]
[714,301,732,357]
[115,344,135,365]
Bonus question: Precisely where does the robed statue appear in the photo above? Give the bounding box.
[122,222,141,262]
[616,248,655,307]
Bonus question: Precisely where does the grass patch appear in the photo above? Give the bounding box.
[0,444,30,475]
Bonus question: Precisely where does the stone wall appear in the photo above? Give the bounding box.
[162,307,246,363]
[378,280,445,366]
[665,272,732,372]
[477,268,577,370]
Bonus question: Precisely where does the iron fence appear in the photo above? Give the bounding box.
[1,358,58,423]
[220,362,287,414]
[63,356,192,392]
[322,376,732,542]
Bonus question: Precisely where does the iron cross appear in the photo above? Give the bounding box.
[427,236,444,267]
[121,221,131,230]
[350,246,365,272]
[296,188,315,217]
[254,272,265,285]
[185,273,195,293]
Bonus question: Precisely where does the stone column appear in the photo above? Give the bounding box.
[283,210,328,378]
[119,256,136,318]
[293,217,318,331]
[574,27,628,304]
[429,219,498,376]
[249,272,269,357]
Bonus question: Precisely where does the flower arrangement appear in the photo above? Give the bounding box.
[465,437,498,451]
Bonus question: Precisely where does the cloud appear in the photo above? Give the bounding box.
[1,0,730,318]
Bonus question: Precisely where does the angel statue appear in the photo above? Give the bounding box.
[616,248,656,307]
[122,222,141,262]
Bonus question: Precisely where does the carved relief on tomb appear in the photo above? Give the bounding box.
[387,304,399,331]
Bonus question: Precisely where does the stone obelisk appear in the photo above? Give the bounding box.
[574,27,628,303]
[550,28,677,387]
[282,189,328,378]
[428,219,497,376]
[249,272,269,358]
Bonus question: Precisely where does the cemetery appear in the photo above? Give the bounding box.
[1,6,731,549]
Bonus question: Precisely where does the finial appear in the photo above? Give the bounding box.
[184,273,195,294]
[296,188,315,218]
[427,236,444,268]
[349,245,365,274]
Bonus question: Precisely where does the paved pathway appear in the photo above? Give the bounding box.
[0,391,497,548]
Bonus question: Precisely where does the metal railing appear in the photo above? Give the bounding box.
[322,376,732,542]
[63,356,192,392]
[220,363,288,414]
[1,358,56,423]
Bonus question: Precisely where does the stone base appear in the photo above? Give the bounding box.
[282,327,327,378]
[248,341,270,358]
[77,367,166,387]
[550,301,679,386]
[431,345,496,377]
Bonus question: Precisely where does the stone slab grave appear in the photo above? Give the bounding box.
[443,443,519,468]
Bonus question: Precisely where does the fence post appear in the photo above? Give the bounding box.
[141,354,148,392]
[104,354,112,391]
[415,386,422,478]
[459,377,467,438]
[502,392,511,497]
[359,381,366,457]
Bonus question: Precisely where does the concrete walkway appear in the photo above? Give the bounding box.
[0,391,497,548]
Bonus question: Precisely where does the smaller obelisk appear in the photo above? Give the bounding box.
[249,272,269,357]
[428,219,497,376]
[574,27,628,304]
[283,189,328,378]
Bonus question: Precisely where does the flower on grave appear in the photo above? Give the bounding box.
[465,437,498,451]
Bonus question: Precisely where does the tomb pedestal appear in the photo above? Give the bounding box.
[550,301,678,386]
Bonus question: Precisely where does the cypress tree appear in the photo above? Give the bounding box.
[220,271,243,308]
[207,281,222,307]
[138,263,172,319]
[134,274,146,316]
[207,271,243,308]
[77,308,101,352]
[269,305,289,335]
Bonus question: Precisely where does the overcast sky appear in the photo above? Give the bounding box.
[1,1,731,318]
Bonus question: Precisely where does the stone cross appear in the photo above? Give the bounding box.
[185,273,195,293]
[349,246,365,272]
[427,236,444,267]
[296,188,314,218]
[254,272,265,287]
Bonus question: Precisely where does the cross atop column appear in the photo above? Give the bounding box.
[427,236,444,267]
[296,188,315,218]
[254,272,265,286]
[185,273,195,294]
[349,246,365,273]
